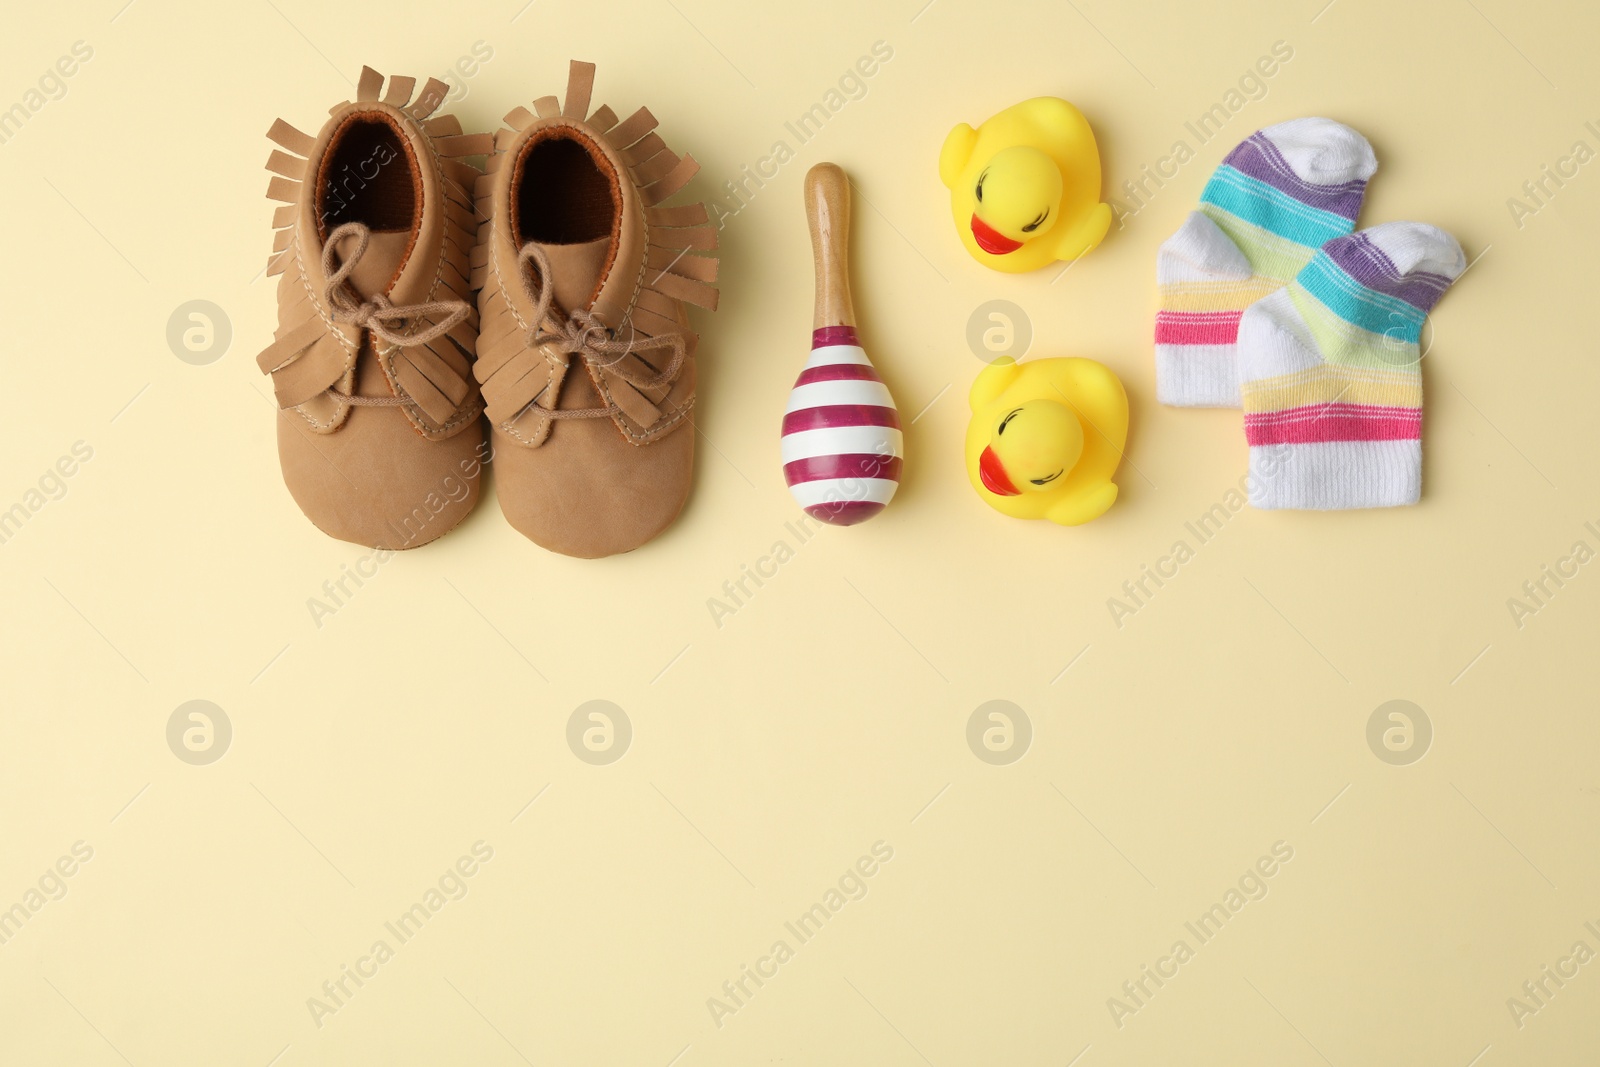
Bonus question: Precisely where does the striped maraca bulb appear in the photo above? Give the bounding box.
[781,325,902,525]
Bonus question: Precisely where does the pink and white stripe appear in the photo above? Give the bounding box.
[1154,310,1243,347]
[781,326,901,526]
[1244,402,1421,445]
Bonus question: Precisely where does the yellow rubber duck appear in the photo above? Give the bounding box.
[940,97,1113,274]
[965,357,1128,525]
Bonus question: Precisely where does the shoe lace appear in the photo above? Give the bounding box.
[321,221,472,407]
[515,241,687,421]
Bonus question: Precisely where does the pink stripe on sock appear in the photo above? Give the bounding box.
[1245,403,1420,445]
[1154,310,1242,346]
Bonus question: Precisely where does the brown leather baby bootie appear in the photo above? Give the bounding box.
[473,61,719,558]
[258,67,490,549]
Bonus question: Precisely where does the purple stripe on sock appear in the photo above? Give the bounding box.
[812,326,860,348]
[1222,132,1367,220]
[1319,232,1455,313]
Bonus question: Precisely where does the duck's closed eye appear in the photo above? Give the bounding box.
[997,408,1022,434]
[1030,470,1063,485]
[1021,210,1049,234]
[976,170,987,202]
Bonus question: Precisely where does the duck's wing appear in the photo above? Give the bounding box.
[939,123,978,189]
[1046,481,1118,526]
[1048,201,1113,264]
[969,357,1022,411]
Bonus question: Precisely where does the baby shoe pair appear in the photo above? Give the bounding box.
[1154,118,1466,510]
[257,61,718,557]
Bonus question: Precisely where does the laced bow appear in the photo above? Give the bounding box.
[315,222,472,407]
[516,242,686,421]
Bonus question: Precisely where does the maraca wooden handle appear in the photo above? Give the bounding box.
[806,162,856,330]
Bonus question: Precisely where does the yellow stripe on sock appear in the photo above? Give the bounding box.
[1158,276,1282,313]
[1242,365,1422,413]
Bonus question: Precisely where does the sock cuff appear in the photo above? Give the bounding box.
[1249,440,1421,510]
[1155,342,1241,407]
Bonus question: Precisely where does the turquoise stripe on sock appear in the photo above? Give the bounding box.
[1199,166,1354,249]
[1296,252,1428,343]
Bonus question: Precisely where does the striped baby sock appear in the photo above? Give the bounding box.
[1238,222,1466,510]
[1155,118,1377,407]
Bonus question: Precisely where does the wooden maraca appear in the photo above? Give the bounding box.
[780,162,903,526]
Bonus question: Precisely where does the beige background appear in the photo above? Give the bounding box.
[2,0,1597,1063]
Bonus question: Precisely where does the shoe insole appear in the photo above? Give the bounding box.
[514,134,617,246]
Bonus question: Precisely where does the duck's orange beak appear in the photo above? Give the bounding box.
[971,214,1022,255]
[979,446,1019,496]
